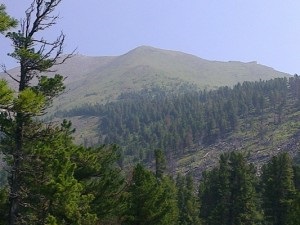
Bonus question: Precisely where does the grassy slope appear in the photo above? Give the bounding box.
[48,46,289,112]
[1,46,289,113]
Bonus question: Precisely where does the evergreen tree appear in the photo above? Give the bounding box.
[287,191,300,225]
[293,164,300,191]
[124,164,178,225]
[0,1,98,224]
[155,149,166,179]
[198,168,219,224]
[19,122,96,224]
[160,176,180,225]
[199,152,261,225]
[0,4,17,33]
[73,144,126,224]
[226,152,261,225]
[261,153,296,225]
[0,187,9,224]
[0,8,17,218]
[176,173,201,225]
[209,153,232,225]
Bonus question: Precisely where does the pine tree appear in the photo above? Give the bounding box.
[293,164,300,191]
[0,8,17,219]
[0,186,9,224]
[19,122,96,224]
[155,149,166,179]
[226,152,261,225]
[124,164,178,225]
[261,153,296,225]
[176,173,201,225]
[199,152,261,225]
[0,4,17,33]
[198,168,219,224]
[287,192,300,225]
[73,144,126,224]
[0,1,98,224]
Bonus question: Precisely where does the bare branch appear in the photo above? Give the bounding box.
[25,2,34,37]
[1,64,20,83]
[27,0,62,38]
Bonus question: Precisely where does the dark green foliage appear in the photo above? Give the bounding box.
[198,167,219,224]
[261,153,296,225]
[293,164,300,191]
[287,192,300,225]
[21,124,96,224]
[73,144,126,224]
[199,152,261,225]
[124,164,178,225]
[225,153,261,225]
[176,173,201,225]
[155,149,166,179]
[33,75,66,106]
[56,76,300,165]
[293,153,300,191]
[0,1,100,224]
[0,188,9,224]
[0,4,17,33]
[2,2,300,224]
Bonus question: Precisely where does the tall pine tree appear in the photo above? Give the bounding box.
[261,153,296,225]
[0,1,98,224]
[199,152,261,225]
[176,173,201,225]
[124,164,178,225]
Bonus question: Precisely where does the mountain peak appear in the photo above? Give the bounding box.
[125,45,162,55]
[133,45,156,50]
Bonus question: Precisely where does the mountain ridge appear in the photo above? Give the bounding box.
[1,46,290,112]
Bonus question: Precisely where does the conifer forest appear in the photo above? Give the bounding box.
[0,1,300,224]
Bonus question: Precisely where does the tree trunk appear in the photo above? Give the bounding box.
[9,62,26,225]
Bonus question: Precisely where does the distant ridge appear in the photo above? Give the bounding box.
[1,46,290,111]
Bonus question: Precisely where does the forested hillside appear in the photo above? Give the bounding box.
[1,1,300,224]
[56,76,300,171]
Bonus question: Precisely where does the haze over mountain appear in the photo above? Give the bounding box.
[2,46,290,112]
[2,45,298,178]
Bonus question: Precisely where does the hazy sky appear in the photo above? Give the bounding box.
[1,0,300,74]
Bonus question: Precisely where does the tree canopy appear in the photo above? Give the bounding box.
[0,1,119,224]
[0,4,17,33]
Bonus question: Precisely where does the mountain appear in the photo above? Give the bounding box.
[56,46,291,111]
[1,46,290,112]
[56,76,300,178]
[1,46,298,177]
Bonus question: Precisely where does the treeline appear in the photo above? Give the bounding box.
[128,151,300,225]
[3,1,299,224]
[57,75,300,163]
[3,147,299,224]
[127,151,300,225]
[1,122,299,224]
[134,151,300,225]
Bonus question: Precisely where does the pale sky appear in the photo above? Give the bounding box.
[1,0,300,74]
